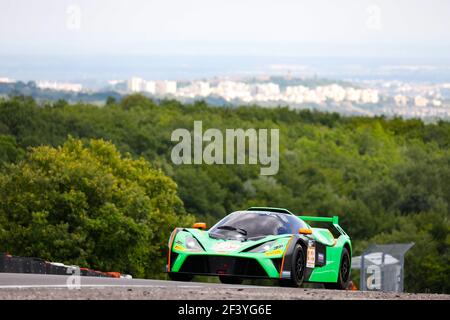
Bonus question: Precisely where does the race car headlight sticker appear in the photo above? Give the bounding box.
[249,240,277,253]
[185,235,203,251]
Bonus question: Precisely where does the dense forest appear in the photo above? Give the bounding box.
[0,95,449,293]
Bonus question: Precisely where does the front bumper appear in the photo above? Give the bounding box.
[168,252,283,279]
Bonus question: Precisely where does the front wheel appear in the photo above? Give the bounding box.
[324,247,351,290]
[279,244,305,287]
[219,276,243,284]
[168,272,194,282]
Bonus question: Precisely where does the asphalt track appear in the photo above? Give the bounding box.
[0,273,448,300]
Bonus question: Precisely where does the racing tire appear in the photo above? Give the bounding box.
[324,247,351,290]
[168,272,194,282]
[279,244,306,288]
[219,276,243,285]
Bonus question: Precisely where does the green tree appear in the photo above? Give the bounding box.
[0,96,449,292]
[0,135,25,165]
[0,137,193,278]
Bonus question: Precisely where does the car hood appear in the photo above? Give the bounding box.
[183,228,291,254]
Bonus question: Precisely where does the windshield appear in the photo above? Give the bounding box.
[209,211,308,240]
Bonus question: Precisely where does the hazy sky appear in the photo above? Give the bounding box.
[1,0,449,57]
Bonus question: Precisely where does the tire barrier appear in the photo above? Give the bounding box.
[0,252,124,278]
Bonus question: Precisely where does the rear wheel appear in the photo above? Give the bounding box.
[324,247,351,290]
[219,276,243,284]
[279,244,305,287]
[168,272,194,282]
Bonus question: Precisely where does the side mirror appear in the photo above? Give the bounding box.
[299,228,312,235]
[192,222,207,230]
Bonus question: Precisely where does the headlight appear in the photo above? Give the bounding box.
[185,235,203,251]
[249,240,277,253]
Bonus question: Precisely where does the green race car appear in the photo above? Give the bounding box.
[167,207,352,289]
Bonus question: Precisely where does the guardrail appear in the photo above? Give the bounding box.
[0,252,129,279]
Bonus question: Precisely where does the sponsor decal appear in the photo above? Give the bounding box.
[306,240,316,268]
[264,249,283,256]
[173,244,186,251]
[272,244,284,250]
[212,242,241,252]
[318,253,325,264]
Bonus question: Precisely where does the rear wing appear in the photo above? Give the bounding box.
[298,215,348,236]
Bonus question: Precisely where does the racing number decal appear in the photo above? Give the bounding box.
[306,240,316,268]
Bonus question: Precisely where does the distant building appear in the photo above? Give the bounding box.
[213,81,251,101]
[328,84,346,102]
[0,77,15,84]
[127,77,157,94]
[180,81,210,97]
[177,81,211,98]
[144,81,156,94]
[361,89,379,104]
[250,83,281,102]
[432,99,442,107]
[127,77,146,93]
[156,80,177,95]
[284,85,308,104]
[346,87,362,102]
[414,95,429,107]
[251,83,280,96]
[304,89,323,103]
[394,94,408,106]
[37,81,82,92]
[193,81,210,96]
